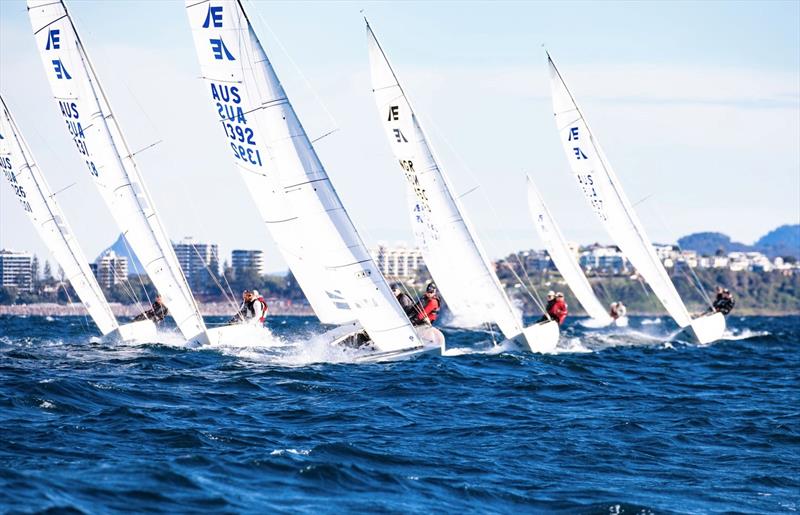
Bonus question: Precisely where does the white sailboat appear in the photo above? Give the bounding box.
[547,53,725,344]
[526,175,619,328]
[184,0,440,359]
[0,95,156,342]
[367,21,559,353]
[27,0,214,346]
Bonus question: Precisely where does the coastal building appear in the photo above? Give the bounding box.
[579,245,630,275]
[0,249,33,293]
[173,237,219,293]
[92,250,128,289]
[231,249,266,278]
[517,249,554,273]
[370,243,425,280]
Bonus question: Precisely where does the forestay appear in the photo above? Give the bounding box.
[27,0,208,344]
[547,54,693,328]
[0,95,118,335]
[526,175,612,326]
[184,0,422,353]
[367,21,522,338]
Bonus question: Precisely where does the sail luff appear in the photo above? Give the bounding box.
[526,175,612,324]
[547,54,693,327]
[27,0,208,343]
[367,22,523,338]
[0,94,119,335]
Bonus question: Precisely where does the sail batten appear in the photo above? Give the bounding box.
[27,0,208,343]
[367,22,524,338]
[548,54,694,328]
[185,0,423,352]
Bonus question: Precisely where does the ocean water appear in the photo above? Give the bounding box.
[0,315,797,514]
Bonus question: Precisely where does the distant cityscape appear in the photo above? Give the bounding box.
[1,230,797,305]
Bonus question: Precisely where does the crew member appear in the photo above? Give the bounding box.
[538,291,557,323]
[134,294,168,324]
[413,282,440,326]
[229,289,268,324]
[391,283,417,318]
[610,301,627,320]
[549,292,568,325]
[712,288,735,315]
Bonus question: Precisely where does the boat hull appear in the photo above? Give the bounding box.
[108,319,158,343]
[323,321,444,362]
[686,312,726,344]
[510,320,560,353]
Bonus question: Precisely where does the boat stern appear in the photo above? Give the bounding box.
[688,312,726,344]
[515,320,560,353]
[114,319,158,343]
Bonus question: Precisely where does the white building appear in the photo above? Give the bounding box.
[370,242,425,280]
[173,237,219,293]
[0,249,33,292]
[579,245,630,275]
[92,250,128,289]
[231,249,266,278]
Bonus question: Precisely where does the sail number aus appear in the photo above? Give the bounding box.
[1,164,33,213]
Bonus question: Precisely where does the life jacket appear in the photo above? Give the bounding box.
[417,296,440,323]
[242,297,268,322]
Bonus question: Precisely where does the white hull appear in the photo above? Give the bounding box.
[685,312,726,344]
[509,320,560,353]
[206,323,272,347]
[106,319,158,344]
[322,321,444,362]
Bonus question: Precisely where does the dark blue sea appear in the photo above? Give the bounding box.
[0,315,797,514]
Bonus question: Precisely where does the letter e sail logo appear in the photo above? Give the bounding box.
[203,5,223,28]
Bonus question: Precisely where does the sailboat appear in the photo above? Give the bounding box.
[366,20,559,353]
[0,95,156,342]
[26,0,249,346]
[547,53,725,344]
[526,175,619,328]
[183,0,442,360]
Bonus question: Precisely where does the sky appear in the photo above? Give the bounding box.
[1,0,798,274]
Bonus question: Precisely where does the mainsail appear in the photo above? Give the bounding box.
[367,21,524,339]
[0,95,118,335]
[27,0,208,344]
[547,53,725,342]
[184,0,422,352]
[526,175,612,326]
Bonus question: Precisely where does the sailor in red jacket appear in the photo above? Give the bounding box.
[548,291,568,325]
[413,282,440,326]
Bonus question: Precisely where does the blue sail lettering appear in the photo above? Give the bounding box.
[59,101,79,119]
[216,102,247,123]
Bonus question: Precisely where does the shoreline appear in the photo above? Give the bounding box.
[0,303,795,318]
[0,301,315,318]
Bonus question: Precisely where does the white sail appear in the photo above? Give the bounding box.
[184,0,423,353]
[526,175,613,326]
[367,22,527,339]
[28,0,207,344]
[548,54,725,342]
[0,95,118,335]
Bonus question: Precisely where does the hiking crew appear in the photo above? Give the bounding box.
[230,289,268,324]
[610,301,627,320]
[540,291,568,325]
[712,287,735,315]
[413,283,440,326]
[133,295,168,324]
[392,283,418,318]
